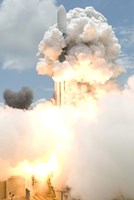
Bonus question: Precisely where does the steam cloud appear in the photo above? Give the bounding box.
[0,6,134,200]
[3,87,33,109]
[36,7,123,104]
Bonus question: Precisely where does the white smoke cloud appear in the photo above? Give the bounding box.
[64,79,134,200]
[0,0,57,70]
[1,76,134,200]
[37,7,122,81]
[36,6,124,105]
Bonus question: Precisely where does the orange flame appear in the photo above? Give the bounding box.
[10,155,58,181]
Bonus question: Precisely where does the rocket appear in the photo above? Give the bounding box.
[55,5,68,105]
[57,5,67,36]
[57,5,67,62]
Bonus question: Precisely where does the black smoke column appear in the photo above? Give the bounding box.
[3,87,33,109]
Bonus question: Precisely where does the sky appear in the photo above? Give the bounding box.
[0,0,134,103]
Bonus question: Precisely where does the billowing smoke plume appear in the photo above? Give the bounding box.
[1,78,134,200]
[3,87,33,109]
[36,6,124,104]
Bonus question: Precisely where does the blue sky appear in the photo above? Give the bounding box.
[0,0,134,103]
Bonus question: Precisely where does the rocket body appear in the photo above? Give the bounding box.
[57,5,67,34]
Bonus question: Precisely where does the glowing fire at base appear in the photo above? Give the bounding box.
[6,155,64,200]
[10,155,58,181]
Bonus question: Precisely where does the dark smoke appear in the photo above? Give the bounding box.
[3,87,33,109]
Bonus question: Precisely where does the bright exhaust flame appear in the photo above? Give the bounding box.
[10,155,58,181]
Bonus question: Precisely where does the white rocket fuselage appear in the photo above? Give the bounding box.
[55,5,68,106]
[57,5,67,34]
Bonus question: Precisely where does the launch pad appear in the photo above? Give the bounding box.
[0,176,72,200]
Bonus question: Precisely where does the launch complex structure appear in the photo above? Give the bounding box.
[0,176,72,200]
[54,81,71,106]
